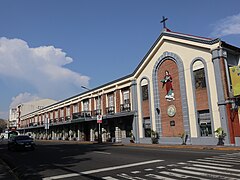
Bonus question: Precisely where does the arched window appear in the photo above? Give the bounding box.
[141,79,151,137]
[193,60,212,137]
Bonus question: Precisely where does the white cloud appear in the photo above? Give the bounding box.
[0,37,90,107]
[10,92,40,108]
[211,13,240,37]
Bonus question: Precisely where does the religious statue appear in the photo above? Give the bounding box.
[161,70,175,101]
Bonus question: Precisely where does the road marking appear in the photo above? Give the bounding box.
[42,173,80,180]
[156,166,165,169]
[145,174,176,180]
[196,158,240,165]
[172,169,217,180]
[160,171,203,179]
[177,162,187,165]
[43,160,164,180]
[187,160,233,167]
[117,173,147,180]
[192,164,240,173]
[204,157,240,163]
[102,176,119,180]
[80,159,164,175]
[183,166,240,179]
[144,168,153,171]
[131,171,141,174]
[93,151,111,155]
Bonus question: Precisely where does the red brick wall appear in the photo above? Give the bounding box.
[91,98,94,112]
[78,102,81,113]
[142,100,150,118]
[158,59,184,137]
[195,88,209,110]
[116,90,120,113]
[102,94,106,115]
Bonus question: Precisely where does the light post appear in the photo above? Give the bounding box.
[81,86,102,143]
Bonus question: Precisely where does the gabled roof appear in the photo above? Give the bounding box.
[132,28,221,76]
[21,28,240,117]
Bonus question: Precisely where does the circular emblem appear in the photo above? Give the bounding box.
[167,105,176,117]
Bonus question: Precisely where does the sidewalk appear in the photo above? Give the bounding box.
[38,139,240,151]
[117,142,240,151]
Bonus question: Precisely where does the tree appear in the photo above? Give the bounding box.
[0,119,7,133]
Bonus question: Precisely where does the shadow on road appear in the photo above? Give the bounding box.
[0,141,114,180]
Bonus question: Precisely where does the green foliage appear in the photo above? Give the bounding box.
[214,127,227,138]
[151,130,159,144]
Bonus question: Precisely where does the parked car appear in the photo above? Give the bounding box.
[8,135,35,151]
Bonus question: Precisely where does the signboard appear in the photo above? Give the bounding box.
[97,115,102,124]
[170,120,175,126]
[230,66,240,96]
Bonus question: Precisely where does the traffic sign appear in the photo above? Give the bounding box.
[97,115,102,124]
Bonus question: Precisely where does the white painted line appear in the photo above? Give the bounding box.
[117,173,146,180]
[145,174,177,180]
[187,160,233,167]
[196,158,240,165]
[183,166,239,179]
[172,169,217,180]
[42,173,80,180]
[192,164,240,173]
[212,156,240,161]
[167,164,178,167]
[156,166,165,169]
[144,168,153,171]
[80,159,164,175]
[131,171,141,174]
[160,171,203,179]
[177,162,187,165]
[93,151,111,155]
[102,176,119,180]
[204,157,240,163]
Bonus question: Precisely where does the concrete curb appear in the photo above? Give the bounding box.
[117,143,240,151]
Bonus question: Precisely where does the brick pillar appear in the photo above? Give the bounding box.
[116,90,121,113]
[102,94,106,115]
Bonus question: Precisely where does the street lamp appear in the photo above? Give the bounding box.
[81,86,102,143]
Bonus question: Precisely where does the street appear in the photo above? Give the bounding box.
[0,140,240,180]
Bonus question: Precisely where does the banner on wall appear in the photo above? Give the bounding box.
[229,65,240,96]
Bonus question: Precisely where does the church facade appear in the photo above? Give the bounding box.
[17,29,240,146]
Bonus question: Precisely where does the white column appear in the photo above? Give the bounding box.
[115,127,121,143]
[77,129,80,141]
[90,129,94,142]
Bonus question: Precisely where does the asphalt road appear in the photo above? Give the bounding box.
[1,140,240,180]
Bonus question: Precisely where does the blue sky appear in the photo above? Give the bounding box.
[0,0,240,119]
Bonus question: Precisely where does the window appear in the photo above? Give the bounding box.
[50,112,53,119]
[55,110,58,118]
[123,90,130,104]
[73,104,79,113]
[60,108,64,117]
[83,100,89,111]
[66,106,70,116]
[198,110,212,136]
[96,97,101,110]
[194,68,206,89]
[108,94,114,107]
[142,85,148,101]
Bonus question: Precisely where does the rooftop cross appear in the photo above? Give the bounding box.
[160,16,168,29]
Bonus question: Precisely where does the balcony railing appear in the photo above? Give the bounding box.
[72,111,92,119]
[120,103,131,112]
[92,109,102,116]
[106,106,115,115]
